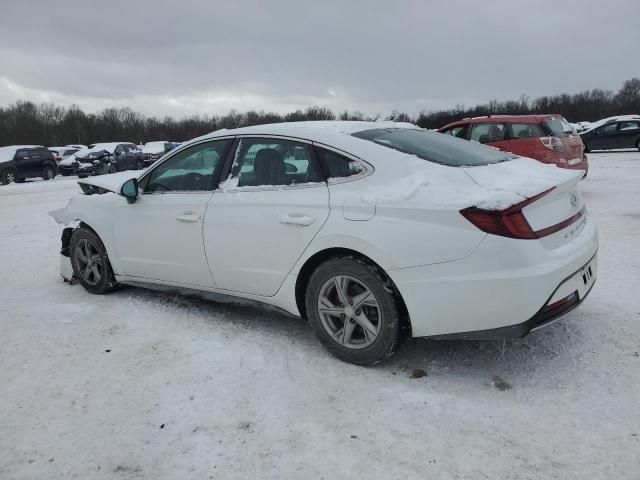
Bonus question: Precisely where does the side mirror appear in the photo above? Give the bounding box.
[120,178,139,204]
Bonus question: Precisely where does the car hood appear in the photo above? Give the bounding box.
[77,170,141,194]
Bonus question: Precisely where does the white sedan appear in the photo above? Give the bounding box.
[50,121,598,365]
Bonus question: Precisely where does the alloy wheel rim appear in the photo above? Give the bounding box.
[317,275,381,349]
[7,172,15,183]
[74,239,103,286]
[46,168,53,179]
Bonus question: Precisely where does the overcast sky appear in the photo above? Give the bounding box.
[0,0,638,118]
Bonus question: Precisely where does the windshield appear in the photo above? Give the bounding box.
[351,128,515,167]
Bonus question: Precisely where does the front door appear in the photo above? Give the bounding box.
[591,122,619,149]
[204,137,329,297]
[111,139,232,287]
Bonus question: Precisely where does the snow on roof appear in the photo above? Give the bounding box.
[196,121,418,145]
[0,145,42,162]
[142,141,168,153]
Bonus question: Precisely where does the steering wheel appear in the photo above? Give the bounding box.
[180,172,206,190]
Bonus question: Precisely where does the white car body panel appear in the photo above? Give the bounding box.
[52,121,599,339]
[111,192,217,287]
[204,183,330,296]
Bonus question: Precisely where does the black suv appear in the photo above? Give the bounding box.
[581,117,640,152]
[0,145,57,185]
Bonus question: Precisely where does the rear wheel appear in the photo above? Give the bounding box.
[1,169,16,185]
[42,164,55,180]
[305,257,404,365]
[583,142,591,153]
[636,139,640,152]
[70,228,116,294]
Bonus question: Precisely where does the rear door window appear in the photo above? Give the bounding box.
[469,123,507,144]
[509,123,546,139]
[228,138,323,187]
[29,149,42,159]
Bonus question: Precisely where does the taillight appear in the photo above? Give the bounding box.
[540,136,564,152]
[460,189,554,240]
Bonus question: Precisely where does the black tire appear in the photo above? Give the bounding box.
[305,256,404,365]
[136,159,144,170]
[636,140,640,152]
[1,168,16,185]
[69,227,117,294]
[583,142,590,153]
[109,163,118,174]
[42,163,55,180]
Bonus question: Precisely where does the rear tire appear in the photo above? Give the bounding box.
[70,228,117,294]
[583,142,590,153]
[305,257,404,365]
[42,164,55,180]
[636,140,640,152]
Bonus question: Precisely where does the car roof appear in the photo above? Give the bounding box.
[0,145,44,162]
[439,115,561,129]
[199,120,418,144]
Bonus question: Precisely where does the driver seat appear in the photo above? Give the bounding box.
[253,149,285,186]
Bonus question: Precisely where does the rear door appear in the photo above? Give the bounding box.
[203,136,329,296]
[616,120,640,148]
[469,122,512,152]
[507,122,545,158]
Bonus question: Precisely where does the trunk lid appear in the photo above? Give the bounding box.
[463,157,587,250]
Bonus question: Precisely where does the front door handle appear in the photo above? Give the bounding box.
[280,213,315,226]
[176,213,201,222]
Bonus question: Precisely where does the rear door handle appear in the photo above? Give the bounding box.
[176,213,201,222]
[280,213,315,226]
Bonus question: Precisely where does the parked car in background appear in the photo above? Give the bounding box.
[48,146,79,163]
[68,142,145,177]
[51,121,597,365]
[438,115,587,173]
[66,144,87,150]
[141,141,173,166]
[0,145,57,184]
[580,117,640,151]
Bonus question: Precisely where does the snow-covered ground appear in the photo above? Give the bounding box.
[1,151,639,479]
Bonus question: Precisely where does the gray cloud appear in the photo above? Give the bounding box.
[1,0,638,117]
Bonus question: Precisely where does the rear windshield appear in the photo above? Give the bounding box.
[544,117,575,137]
[351,128,515,167]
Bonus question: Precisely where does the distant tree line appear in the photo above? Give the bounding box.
[1,78,638,147]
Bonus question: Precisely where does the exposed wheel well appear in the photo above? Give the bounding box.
[294,248,411,333]
[61,222,99,256]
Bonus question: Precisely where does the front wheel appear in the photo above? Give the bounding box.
[70,228,117,294]
[305,257,404,365]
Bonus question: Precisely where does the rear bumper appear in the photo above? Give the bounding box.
[388,216,599,337]
[429,252,597,339]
